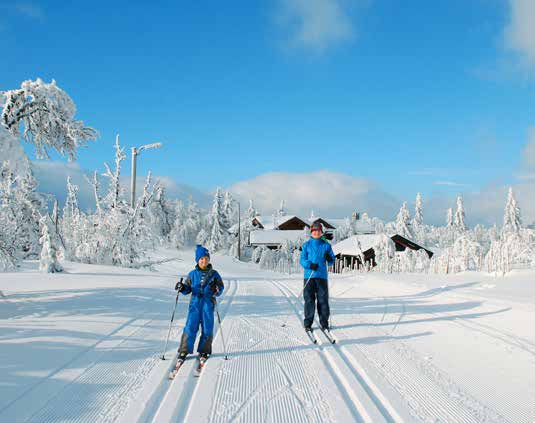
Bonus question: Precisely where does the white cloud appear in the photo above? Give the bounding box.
[504,0,535,67]
[275,0,355,52]
[229,170,399,220]
[433,181,468,187]
[31,161,211,211]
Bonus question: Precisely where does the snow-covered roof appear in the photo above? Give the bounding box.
[252,215,301,230]
[332,234,385,256]
[249,230,307,245]
[308,216,337,229]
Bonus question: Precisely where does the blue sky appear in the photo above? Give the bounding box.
[2,0,535,224]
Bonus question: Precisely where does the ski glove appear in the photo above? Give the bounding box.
[175,280,185,292]
[324,252,333,262]
[310,263,319,271]
[209,281,219,295]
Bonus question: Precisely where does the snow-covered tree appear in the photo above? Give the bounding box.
[446,208,454,228]
[454,196,468,232]
[252,245,267,264]
[395,202,413,238]
[374,234,396,273]
[0,127,30,175]
[246,199,258,219]
[61,176,82,260]
[1,78,98,160]
[259,248,276,270]
[502,187,522,235]
[102,135,126,209]
[450,236,482,272]
[413,192,423,226]
[222,191,236,229]
[206,188,228,252]
[396,248,416,273]
[39,215,63,273]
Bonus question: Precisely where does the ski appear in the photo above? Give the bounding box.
[194,356,208,377]
[305,329,318,344]
[168,357,186,380]
[320,328,336,344]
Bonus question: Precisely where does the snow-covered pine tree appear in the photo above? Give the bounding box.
[246,199,258,220]
[39,215,63,273]
[502,187,522,235]
[222,191,236,230]
[1,78,98,160]
[446,208,454,228]
[0,163,18,271]
[450,236,482,272]
[183,199,203,246]
[206,188,228,252]
[454,196,468,232]
[413,192,423,226]
[61,176,82,260]
[332,217,352,243]
[15,171,44,258]
[149,185,173,241]
[395,202,413,239]
[374,234,396,273]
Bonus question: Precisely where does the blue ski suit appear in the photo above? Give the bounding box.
[178,264,224,355]
[300,237,335,329]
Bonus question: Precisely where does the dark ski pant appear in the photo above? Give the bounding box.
[303,278,330,329]
[178,295,215,355]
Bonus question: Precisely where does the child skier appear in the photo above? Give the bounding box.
[174,245,224,367]
[300,222,335,334]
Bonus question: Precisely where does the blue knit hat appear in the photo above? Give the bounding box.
[195,245,210,263]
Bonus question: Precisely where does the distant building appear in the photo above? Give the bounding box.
[331,234,433,272]
[249,211,377,250]
[252,215,309,231]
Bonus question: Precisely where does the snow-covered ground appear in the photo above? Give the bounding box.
[1,249,534,422]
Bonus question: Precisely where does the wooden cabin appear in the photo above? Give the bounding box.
[331,234,433,273]
[251,215,310,231]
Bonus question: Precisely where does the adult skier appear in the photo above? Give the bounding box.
[175,245,224,364]
[300,222,335,333]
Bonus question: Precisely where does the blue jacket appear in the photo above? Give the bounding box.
[300,237,335,280]
[182,264,224,298]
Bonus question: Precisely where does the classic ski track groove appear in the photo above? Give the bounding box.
[26,314,164,423]
[147,278,238,423]
[206,280,335,423]
[271,278,393,423]
[350,291,508,423]
[0,288,174,423]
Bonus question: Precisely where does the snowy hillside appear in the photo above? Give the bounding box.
[1,249,534,422]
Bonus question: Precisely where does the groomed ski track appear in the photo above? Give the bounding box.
[125,276,507,423]
[2,255,523,423]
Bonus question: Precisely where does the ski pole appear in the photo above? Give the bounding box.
[160,278,183,360]
[281,270,315,328]
[214,297,229,360]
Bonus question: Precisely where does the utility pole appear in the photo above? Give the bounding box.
[130,142,162,208]
[237,201,241,261]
